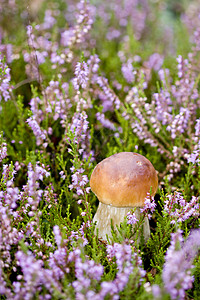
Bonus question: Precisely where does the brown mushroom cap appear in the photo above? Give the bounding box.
[90,152,158,207]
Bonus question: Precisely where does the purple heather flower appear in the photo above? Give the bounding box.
[166,107,191,139]
[0,267,13,298]
[177,55,185,78]
[18,162,51,219]
[35,164,50,181]
[73,61,89,90]
[158,68,170,84]
[27,116,47,146]
[163,192,199,224]
[41,9,56,30]
[60,29,74,47]
[69,168,89,196]
[35,50,48,65]
[68,111,94,161]
[87,54,100,73]
[140,193,156,219]
[76,0,95,28]
[29,97,43,123]
[187,149,200,165]
[162,229,200,300]
[106,28,121,40]
[53,225,62,248]
[152,284,161,298]
[69,246,104,299]
[2,163,17,184]
[26,25,33,37]
[100,0,148,41]
[96,112,117,131]
[107,243,132,273]
[0,43,12,64]
[194,118,200,137]
[27,162,50,196]
[121,59,136,83]
[0,181,24,268]
[50,52,65,65]
[144,53,164,71]
[70,222,90,247]
[60,0,95,58]
[24,51,48,66]
[97,243,145,299]
[4,184,19,212]
[187,119,200,165]
[153,89,172,126]
[126,211,138,225]
[70,112,89,143]
[97,76,120,110]
[43,80,70,122]
[49,247,69,280]
[0,56,13,102]
[124,86,166,153]
[13,250,46,298]
[125,39,199,170]
[48,232,70,282]
[0,142,7,162]
[59,171,66,180]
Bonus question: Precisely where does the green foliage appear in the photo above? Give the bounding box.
[146,215,173,273]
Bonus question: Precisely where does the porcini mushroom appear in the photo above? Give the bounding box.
[90,152,158,241]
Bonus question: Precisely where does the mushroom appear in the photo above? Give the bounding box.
[90,152,158,241]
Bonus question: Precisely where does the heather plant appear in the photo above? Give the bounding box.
[0,0,200,299]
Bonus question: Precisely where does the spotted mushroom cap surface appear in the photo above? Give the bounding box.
[90,152,158,207]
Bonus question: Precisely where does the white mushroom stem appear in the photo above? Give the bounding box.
[93,202,150,242]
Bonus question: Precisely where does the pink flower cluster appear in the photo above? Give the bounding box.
[162,229,200,300]
[0,56,13,102]
[163,192,199,224]
[0,134,7,162]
